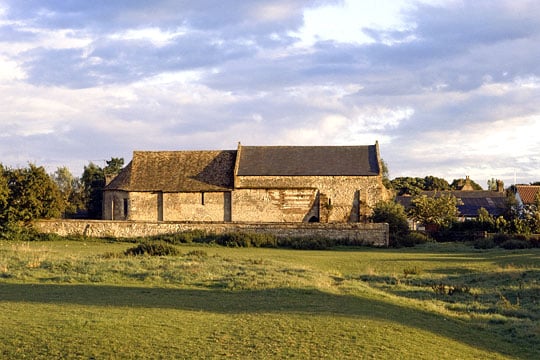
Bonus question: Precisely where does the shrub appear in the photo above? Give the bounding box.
[370,200,410,245]
[204,232,277,248]
[491,233,511,245]
[473,237,496,249]
[124,242,180,256]
[185,250,208,258]
[528,236,540,248]
[394,232,428,247]
[432,283,471,296]
[147,230,208,244]
[277,236,336,250]
[403,266,421,277]
[500,239,530,250]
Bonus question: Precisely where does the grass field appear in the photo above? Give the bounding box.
[0,239,538,359]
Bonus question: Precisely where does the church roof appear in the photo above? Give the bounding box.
[236,145,380,176]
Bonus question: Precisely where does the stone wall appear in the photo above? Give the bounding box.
[103,174,389,224]
[235,175,389,222]
[231,188,318,222]
[164,192,229,222]
[106,191,231,222]
[103,190,129,221]
[34,220,389,247]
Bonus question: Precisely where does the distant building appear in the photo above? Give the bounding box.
[103,142,390,223]
[396,176,507,225]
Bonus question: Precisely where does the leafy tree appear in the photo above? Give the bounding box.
[81,162,105,219]
[4,164,64,225]
[380,159,392,190]
[104,157,124,176]
[477,207,493,224]
[0,164,9,228]
[80,157,124,219]
[391,176,450,196]
[409,193,459,228]
[520,191,540,234]
[423,176,450,191]
[371,200,409,244]
[502,187,520,222]
[391,177,425,196]
[52,166,85,217]
[476,207,496,232]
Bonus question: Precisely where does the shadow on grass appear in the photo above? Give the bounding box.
[0,282,535,359]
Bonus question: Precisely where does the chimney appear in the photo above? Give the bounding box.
[461,176,474,191]
[496,180,504,193]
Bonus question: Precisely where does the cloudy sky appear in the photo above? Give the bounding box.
[1,0,539,188]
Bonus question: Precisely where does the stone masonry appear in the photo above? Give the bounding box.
[34,220,390,247]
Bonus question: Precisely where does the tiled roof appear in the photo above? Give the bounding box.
[516,185,540,205]
[105,150,236,192]
[105,161,132,191]
[105,144,381,193]
[236,145,380,176]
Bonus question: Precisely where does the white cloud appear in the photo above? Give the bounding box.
[0,56,26,80]
[293,0,414,47]
[281,105,412,146]
[109,27,187,47]
[1,0,540,186]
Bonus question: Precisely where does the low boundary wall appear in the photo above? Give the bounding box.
[34,220,389,247]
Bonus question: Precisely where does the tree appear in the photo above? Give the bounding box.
[391,177,425,196]
[476,207,496,232]
[371,200,409,244]
[0,164,9,228]
[104,157,124,177]
[423,176,450,191]
[380,159,392,190]
[409,193,459,228]
[80,157,124,219]
[53,166,74,215]
[520,191,540,234]
[391,176,450,196]
[502,187,520,221]
[81,162,105,219]
[4,164,64,225]
[52,166,85,217]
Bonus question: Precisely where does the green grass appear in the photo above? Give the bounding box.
[0,239,539,359]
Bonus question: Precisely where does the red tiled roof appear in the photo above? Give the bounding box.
[516,185,540,205]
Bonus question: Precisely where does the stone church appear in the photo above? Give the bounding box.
[103,142,390,223]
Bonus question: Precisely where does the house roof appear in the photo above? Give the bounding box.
[236,145,380,176]
[396,190,507,217]
[105,150,236,192]
[515,185,540,205]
